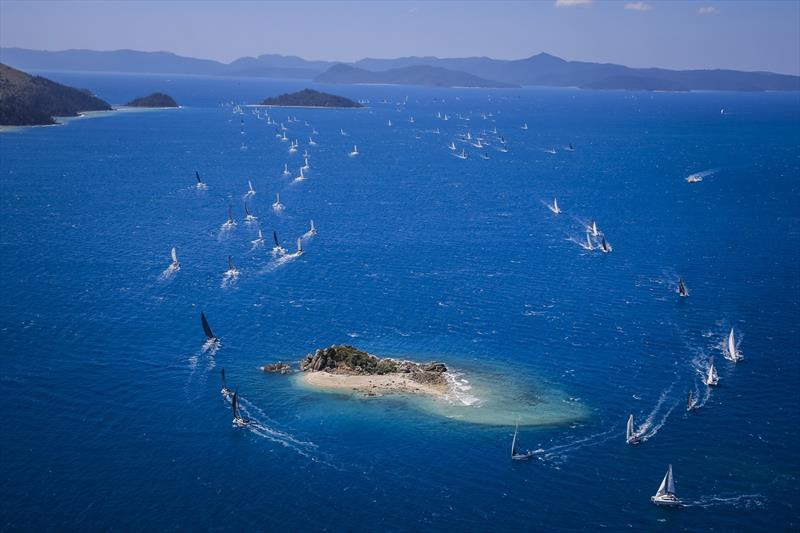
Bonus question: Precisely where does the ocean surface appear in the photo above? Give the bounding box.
[1,71,799,531]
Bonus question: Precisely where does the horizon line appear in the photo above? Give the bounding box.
[2,45,798,77]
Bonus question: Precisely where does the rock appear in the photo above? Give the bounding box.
[422,362,448,373]
[261,362,293,374]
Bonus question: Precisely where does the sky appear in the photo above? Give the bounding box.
[1,0,799,75]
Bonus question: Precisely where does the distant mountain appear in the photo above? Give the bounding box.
[261,88,362,108]
[125,92,178,107]
[0,63,111,125]
[225,54,334,79]
[0,47,225,75]
[353,53,800,91]
[315,64,517,88]
[2,47,798,92]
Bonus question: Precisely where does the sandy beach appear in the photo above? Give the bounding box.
[298,371,449,398]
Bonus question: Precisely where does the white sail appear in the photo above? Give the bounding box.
[707,362,718,385]
[248,180,255,193]
[296,238,303,254]
[727,328,740,362]
[171,247,178,263]
[591,221,598,236]
[585,233,593,250]
[655,466,670,497]
[511,425,518,456]
[626,414,634,441]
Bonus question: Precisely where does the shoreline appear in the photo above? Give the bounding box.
[297,371,449,398]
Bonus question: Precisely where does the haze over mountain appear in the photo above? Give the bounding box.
[314,64,518,88]
[1,47,798,92]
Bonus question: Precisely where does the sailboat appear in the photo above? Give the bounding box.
[583,233,593,250]
[521,123,529,130]
[544,147,557,155]
[272,193,284,212]
[231,389,249,427]
[686,390,695,411]
[388,120,392,127]
[705,358,719,386]
[294,168,306,182]
[340,128,348,136]
[566,143,575,152]
[246,179,256,197]
[222,205,237,229]
[626,414,643,444]
[280,131,288,142]
[349,145,359,157]
[448,141,457,151]
[295,238,304,256]
[548,198,561,214]
[282,163,291,176]
[195,171,207,190]
[225,256,240,277]
[301,158,310,171]
[589,221,599,237]
[454,149,468,160]
[308,219,317,236]
[243,202,257,223]
[169,247,180,270]
[220,368,230,396]
[511,424,536,460]
[651,465,681,506]
[600,237,612,253]
[200,312,218,343]
[678,278,688,297]
[726,328,742,362]
[251,229,265,247]
[308,137,317,146]
[272,231,287,256]
[288,140,298,153]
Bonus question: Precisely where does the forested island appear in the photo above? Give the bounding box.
[124,92,178,107]
[0,63,111,126]
[260,88,362,108]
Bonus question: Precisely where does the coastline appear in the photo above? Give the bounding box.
[297,371,449,398]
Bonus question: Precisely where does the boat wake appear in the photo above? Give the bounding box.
[633,387,678,442]
[538,426,619,465]
[201,339,220,356]
[221,271,239,288]
[159,264,179,280]
[261,252,301,273]
[226,393,341,466]
[685,168,718,183]
[689,352,713,409]
[683,493,766,509]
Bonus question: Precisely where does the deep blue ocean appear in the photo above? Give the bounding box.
[1,71,799,531]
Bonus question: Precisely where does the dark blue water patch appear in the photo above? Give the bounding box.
[1,73,799,531]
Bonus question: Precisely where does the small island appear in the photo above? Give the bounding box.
[0,63,111,126]
[124,92,179,108]
[260,88,362,108]
[295,345,450,397]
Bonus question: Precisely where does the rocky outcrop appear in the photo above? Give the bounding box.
[124,92,178,107]
[261,362,293,374]
[0,63,111,126]
[300,345,448,385]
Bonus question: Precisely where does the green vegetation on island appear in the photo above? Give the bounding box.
[260,88,362,108]
[0,63,111,126]
[124,92,178,107]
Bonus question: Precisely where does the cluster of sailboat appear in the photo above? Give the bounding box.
[623,323,743,506]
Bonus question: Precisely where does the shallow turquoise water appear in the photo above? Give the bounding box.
[1,72,798,531]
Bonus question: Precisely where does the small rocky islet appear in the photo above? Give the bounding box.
[260,88,362,108]
[124,92,179,108]
[262,344,448,388]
